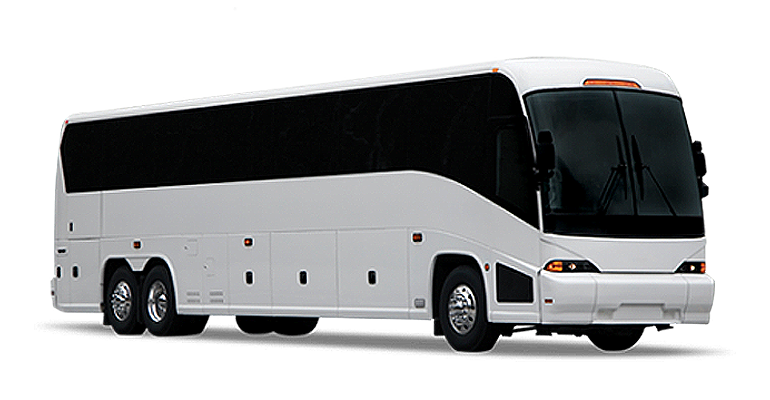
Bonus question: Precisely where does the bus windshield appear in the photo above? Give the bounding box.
[526,89,704,238]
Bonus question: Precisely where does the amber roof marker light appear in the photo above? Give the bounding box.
[583,79,641,89]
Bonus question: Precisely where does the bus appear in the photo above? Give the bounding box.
[52,58,714,352]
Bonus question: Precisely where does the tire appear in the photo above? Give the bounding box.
[438,266,499,352]
[236,316,275,334]
[266,317,321,337]
[588,326,644,352]
[141,266,206,336]
[105,267,146,335]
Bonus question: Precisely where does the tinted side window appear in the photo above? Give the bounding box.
[60,73,538,227]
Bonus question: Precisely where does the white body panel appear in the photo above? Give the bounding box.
[52,58,713,327]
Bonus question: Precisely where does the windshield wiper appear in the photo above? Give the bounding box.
[631,135,677,216]
[598,136,628,215]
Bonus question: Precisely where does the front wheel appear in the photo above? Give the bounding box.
[141,266,207,336]
[438,266,499,352]
[588,327,644,352]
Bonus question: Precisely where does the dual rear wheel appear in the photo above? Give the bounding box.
[105,266,208,336]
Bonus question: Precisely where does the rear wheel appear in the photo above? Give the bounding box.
[236,316,275,334]
[438,266,499,352]
[588,327,644,352]
[105,267,145,335]
[141,266,207,336]
[273,317,319,336]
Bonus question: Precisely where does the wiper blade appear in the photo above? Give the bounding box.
[631,135,677,216]
[598,136,628,215]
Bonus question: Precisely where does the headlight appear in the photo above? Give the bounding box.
[676,261,706,274]
[544,260,600,273]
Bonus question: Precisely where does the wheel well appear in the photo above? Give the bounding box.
[102,258,130,305]
[102,257,170,304]
[431,254,482,319]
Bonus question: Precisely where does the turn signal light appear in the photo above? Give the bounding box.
[544,260,600,273]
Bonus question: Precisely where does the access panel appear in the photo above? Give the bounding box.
[338,229,409,318]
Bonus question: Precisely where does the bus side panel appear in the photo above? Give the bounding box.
[409,229,541,323]
[65,240,101,312]
[52,241,70,309]
[489,251,541,324]
[337,229,409,318]
[228,233,272,315]
[65,192,101,239]
[199,235,229,313]
[271,231,338,317]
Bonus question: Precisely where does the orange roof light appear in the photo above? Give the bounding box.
[492,68,499,73]
[583,79,641,89]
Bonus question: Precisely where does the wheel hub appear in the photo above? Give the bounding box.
[110,281,132,322]
[147,281,168,323]
[448,284,477,335]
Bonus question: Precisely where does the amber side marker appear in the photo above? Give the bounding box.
[412,232,423,243]
[701,263,735,272]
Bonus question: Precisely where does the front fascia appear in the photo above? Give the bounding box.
[537,234,714,325]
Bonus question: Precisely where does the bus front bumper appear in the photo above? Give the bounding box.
[539,272,714,325]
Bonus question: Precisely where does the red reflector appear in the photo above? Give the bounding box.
[545,298,554,304]
[583,79,641,89]
[244,237,253,247]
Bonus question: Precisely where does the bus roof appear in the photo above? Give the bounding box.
[65,58,679,124]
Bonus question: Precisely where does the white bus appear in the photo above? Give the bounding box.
[52,58,714,352]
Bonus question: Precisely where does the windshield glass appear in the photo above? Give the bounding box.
[526,89,703,238]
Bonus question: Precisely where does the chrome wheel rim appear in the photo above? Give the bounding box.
[110,281,132,322]
[147,281,168,323]
[448,284,477,335]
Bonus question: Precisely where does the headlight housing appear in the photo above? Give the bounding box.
[676,261,706,274]
[544,260,600,273]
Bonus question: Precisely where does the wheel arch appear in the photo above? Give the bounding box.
[101,254,179,309]
[430,252,485,320]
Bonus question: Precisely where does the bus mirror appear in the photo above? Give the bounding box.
[536,131,555,179]
[692,141,707,177]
